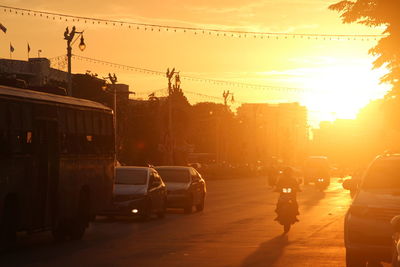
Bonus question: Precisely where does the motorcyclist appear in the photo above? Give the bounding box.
[274,167,301,219]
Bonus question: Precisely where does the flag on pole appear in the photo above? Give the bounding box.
[10,43,14,52]
[27,43,31,59]
[0,23,6,33]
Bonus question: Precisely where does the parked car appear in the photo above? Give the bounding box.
[391,215,400,266]
[343,153,400,266]
[100,166,167,220]
[155,166,206,214]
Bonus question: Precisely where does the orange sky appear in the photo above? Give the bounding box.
[0,0,390,126]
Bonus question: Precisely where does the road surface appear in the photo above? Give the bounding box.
[2,176,353,267]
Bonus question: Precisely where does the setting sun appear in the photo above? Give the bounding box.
[1,0,400,266]
[300,63,389,124]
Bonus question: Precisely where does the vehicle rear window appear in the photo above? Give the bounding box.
[116,169,148,185]
[306,158,329,169]
[156,169,190,183]
[363,159,400,189]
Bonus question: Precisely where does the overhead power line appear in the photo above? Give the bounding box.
[49,54,311,94]
[0,4,386,40]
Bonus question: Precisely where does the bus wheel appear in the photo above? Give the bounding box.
[69,189,91,241]
[52,219,68,242]
[0,196,18,250]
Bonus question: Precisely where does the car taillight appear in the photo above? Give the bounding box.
[349,205,368,217]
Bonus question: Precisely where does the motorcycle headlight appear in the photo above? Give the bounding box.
[282,188,292,193]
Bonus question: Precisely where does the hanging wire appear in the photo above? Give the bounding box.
[0,4,386,40]
[69,54,313,94]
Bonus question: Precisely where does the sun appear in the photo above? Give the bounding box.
[300,65,389,126]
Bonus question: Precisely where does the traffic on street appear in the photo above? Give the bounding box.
[2,175,351,267]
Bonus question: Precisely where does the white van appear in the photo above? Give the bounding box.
[343,153,400,266]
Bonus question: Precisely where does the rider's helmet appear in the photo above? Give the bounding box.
[282,166,294,177]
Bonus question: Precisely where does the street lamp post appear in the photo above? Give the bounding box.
[102,74,135,163]
[166,68,175,165]
[106,73,118,160]
[64,26,86,96]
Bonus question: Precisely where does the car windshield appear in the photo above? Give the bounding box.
[156,169,190,183]
[116,169,148,185]
[362,159,400,190]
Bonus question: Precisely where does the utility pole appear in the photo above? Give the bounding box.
[223,90,234,107]
[166,68,175,165]
[219,90,235,164]
[107,73,118,161]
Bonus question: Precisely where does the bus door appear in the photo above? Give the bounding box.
[32,120,59,228]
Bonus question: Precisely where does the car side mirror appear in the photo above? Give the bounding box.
[391,216,400,232]
[342,179,353,190]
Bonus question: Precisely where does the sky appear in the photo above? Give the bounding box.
[0,0,391,126]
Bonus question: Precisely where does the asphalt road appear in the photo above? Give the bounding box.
[1,176,353,267]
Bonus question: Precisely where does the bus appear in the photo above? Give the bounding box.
[0,85,115,247]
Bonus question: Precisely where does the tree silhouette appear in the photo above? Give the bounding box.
[329,0,400,95]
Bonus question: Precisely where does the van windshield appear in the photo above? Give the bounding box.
[116,169,148,185]
[363,159,400,189]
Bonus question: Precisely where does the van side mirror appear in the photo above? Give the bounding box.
[342,179,353,190]
[391,215,400,232]
[151,180,161,188]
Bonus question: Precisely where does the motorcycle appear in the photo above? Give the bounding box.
[315,177,329,191]
[275,187,299,233]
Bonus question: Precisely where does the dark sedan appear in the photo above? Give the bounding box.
[155,166,206,214]
[100,166,167,220]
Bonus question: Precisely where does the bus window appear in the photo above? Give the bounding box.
[0,101,7,130]
[105,114,113,136]
[93,112,100,135]
[100,114,107,136]
[21,104,32,131]
[84,111,93,134]
[0,101,9,155]
[67,109,76,134]
[58,107,67,133]
[9,102,21,130]
[76,110,85,135]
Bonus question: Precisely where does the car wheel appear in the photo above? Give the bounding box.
[140,201,152,221]
[346,249,367,267]
[157,200,166,219]
[196,194,205,212]
[184,195,193,214]
[52,219,68,242]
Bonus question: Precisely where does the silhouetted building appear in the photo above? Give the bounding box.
[0,58,67,88]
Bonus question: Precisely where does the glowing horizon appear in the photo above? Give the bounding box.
[0,1,390,127]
